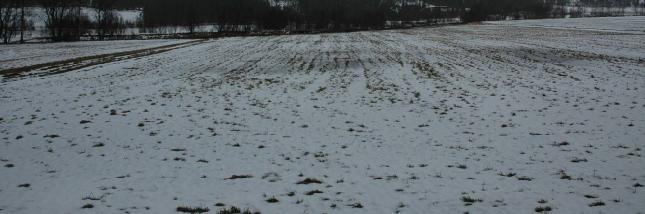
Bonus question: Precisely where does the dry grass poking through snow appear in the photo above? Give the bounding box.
[0,16,644,214]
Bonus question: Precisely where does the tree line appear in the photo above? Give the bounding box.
[1,0,30,44]
[568,0,644,17]
[1,0,130,43]
[1,0,644,43]
[141,0,559,32]
[39,0,130,41]
[141,0,392,33]
[142,0,645,32]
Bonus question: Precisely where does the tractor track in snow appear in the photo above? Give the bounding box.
[0,39,208,82]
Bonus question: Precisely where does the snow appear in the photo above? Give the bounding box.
[1,16,644,214]
[486,16,645,33]
[0,39,193,70]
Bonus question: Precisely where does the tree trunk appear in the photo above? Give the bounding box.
[20,0,24,44]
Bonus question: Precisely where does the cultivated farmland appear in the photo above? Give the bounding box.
[1,16,644,214]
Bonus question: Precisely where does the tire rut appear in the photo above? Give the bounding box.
[0,39,208,82]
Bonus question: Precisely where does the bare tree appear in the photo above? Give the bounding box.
[92,0,118,40]
[1,0,20,44]
[41,0,87,41]
[19,0,25,43]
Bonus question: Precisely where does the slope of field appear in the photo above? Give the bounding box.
[1,17,644,214]
[486,16,645,33]
[0,39,193,70]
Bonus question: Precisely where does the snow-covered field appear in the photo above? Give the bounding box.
[0,39,194,70]
[1,17,644,214]
[487,16,645,33]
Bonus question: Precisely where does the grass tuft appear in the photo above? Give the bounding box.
[177,206,210,213]
[225,175,253,180]
[217,206,259,214]
[461,196,482,205]
[305,189,323,195]
[265,196,279,203]
[534,206,552,212]
[296,178,322,184]
[589,201,605,207]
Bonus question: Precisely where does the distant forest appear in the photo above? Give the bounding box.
[1,0,644,43]
[141,0,644,31]
[141,0,556,32]
[140,0,645,32]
